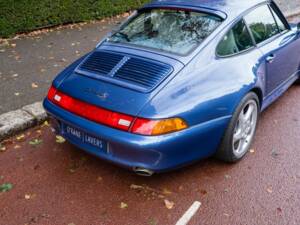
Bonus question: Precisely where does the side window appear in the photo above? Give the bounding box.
[217,20,254,56]
[270,7,287,32]
[244,5,279,44]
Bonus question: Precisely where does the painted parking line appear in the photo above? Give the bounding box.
[175,201,202,225]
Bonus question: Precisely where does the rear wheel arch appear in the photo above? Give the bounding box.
[249,87,263,108]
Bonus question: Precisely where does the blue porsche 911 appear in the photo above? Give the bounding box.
[44,0,300,175]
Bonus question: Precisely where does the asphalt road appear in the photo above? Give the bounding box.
[0,85,300,225]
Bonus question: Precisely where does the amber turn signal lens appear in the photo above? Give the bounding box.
[131,118,188,136]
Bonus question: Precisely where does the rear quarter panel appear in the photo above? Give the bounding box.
[137,36,265,127]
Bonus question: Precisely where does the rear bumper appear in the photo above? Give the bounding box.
[43,99,231,172]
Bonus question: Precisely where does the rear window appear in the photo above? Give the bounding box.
[108,9,222,55]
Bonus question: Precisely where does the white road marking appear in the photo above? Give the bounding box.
[175,201,201,225]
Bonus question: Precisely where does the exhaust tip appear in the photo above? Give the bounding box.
[133,167,154,177]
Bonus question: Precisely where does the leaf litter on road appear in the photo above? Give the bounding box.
[120,202,128,209]
[0,143,6,152]
[29,138,43,147]
[55,135,65,144]
[0,183,13,192]
[16,134,25,141]
[31,83,39,88]
[164,199,174,209]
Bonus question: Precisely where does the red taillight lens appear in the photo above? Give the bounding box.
[47,86,134,131]
[47,86,57,101]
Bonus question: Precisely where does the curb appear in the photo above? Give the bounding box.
[0,102,47,141]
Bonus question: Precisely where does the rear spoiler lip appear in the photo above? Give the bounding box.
[140,4,228,20]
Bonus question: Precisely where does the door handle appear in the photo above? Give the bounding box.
[266,54,276,63]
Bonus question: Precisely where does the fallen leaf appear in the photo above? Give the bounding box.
[96,176,103,182]
[164,199,174,209]
[162,188,172,195]
[0,176,4,180]
[224,188,230,193]
[14,92,20,96]
[56,135,65,144]
[12,73,18,78]
[69,168,76,173]
[224,174,231,179]
[223,213,230,217]
[120,202,128,209]
[42,120,49,127]
[31,83,38,88]
[16,134,25,141]
[0,145,6,152]
[0,183,13,192]
[130,184,144,190]
[200,189,208,195]
[29,139,43,146]
[250,149,255,153]
[40,68,46,72]
[25,194,31,200]
[267,187,273,193]
[14,145,21,149]
[11,43,16,48]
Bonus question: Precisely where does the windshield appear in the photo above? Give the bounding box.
[108,9,223,55]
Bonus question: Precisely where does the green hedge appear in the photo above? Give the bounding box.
[0,0,150,38]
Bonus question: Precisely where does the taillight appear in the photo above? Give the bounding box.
[47,86,57,101]
[47,86,188,135]
[47,86,134,131]
[131,118,188,136]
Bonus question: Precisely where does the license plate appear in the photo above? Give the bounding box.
[63,124,107,150]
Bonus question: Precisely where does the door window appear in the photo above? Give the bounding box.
[244,5,280,44]
[270,7,287,32]
[217,19,254,56]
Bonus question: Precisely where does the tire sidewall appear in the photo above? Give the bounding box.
[216,92,260,162]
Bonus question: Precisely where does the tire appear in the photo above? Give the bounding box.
[215,92,260,163]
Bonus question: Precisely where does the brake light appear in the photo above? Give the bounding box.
[47,86,134,131]
[47,86,188,135]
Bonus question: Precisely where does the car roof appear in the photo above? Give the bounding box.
[143,0,270,19]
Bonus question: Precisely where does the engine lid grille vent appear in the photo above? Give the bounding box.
[77,51,173,91]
